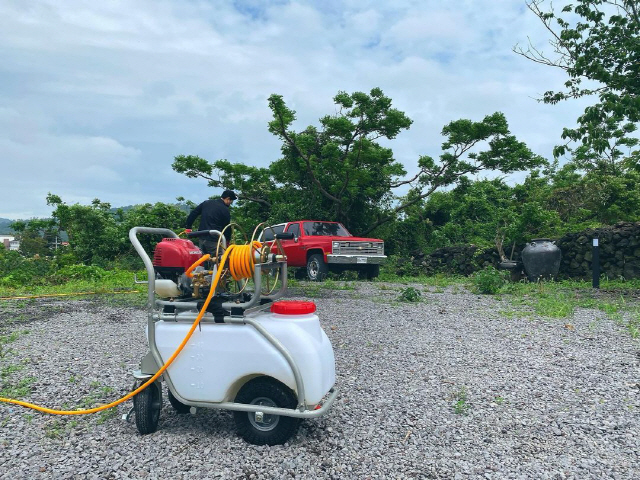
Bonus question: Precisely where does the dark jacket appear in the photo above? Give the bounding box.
[186,198,231,242]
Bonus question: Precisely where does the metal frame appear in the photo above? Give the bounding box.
[128,227,337,420]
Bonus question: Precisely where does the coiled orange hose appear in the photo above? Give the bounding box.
[0,242,260,415]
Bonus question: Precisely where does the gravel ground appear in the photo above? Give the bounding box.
[1,283,639,479]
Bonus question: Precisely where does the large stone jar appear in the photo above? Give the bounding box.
[522,239,562,282]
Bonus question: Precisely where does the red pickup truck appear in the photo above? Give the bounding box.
[262,220,387,281]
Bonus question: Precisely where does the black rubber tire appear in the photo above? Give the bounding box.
[168,389,191,414]
[366,264,380,280]
[233,377,301,446]
[133,382,162,434]
[306,254,328,282]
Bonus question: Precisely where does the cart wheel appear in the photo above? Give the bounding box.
[133,381,162,434]
[233,377,301,446]
[168,389,191,414]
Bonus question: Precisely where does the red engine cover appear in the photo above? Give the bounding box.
[153,238,203,270]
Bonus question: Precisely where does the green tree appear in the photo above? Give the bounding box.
[174,89,546,238]
[515,0,640,173]
[11,218,58,257]
[46,195,123,265]
[267,88,412,233]
[362,111,547,235]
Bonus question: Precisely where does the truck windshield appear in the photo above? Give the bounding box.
[302,222,351,237]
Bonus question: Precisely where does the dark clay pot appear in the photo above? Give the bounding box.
[521,239,561,282]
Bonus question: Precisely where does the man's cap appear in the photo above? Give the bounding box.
[221,190,237,200]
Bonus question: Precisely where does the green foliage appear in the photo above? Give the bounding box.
[53,265,107,283]
[45,194,188,266]
[173,89,545,238]
[398,286,422,302]
[473,266,506,294]
[548,168,640,225]
[11,217,58,257]
[516,0,639,173]
[0,248,53,287]
[453,387,470,415]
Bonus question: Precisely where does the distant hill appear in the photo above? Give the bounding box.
[0,218,15,234]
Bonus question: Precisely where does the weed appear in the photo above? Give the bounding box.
[100,386,114,396]
[494,396,504,405]
[0,331,25,358]
[0,376,36,398]
[472,266,506,295]
[97,408,118,425]
[44,420,64,439]
[321,279,356,291]
[398,287,421,303]
[1,364,24,378]
[453,387,470,415]
[627,315,640,339]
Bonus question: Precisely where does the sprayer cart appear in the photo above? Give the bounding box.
[128,226,338,445]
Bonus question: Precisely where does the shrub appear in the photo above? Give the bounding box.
[398,286,422,302]
[473,266,506,294]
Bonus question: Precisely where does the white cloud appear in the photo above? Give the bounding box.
[0,0,595,219]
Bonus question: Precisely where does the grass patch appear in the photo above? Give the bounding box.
[0,270,147,299]
[0,376,36,398]
[380,272,467,288]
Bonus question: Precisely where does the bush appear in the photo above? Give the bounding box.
[398,286,422,302]
[53,264,107,283]
[473,266,506,294]
[381,255,422,278]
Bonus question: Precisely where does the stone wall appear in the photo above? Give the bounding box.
[408,245,504,276]
[556,222,640,280]
[404,221,640,280]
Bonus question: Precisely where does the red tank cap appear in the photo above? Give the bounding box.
[270,301,316,315]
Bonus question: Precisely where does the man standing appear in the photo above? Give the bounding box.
[186,190,237,254]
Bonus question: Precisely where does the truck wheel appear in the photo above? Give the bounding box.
[307,254,328,282]
[367,264,380,280]
[133,381,162,434]
[233,377,301,446]
[168,389,191,414]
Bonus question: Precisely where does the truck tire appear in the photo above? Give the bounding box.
[306,254,328,282]
[366,264,380,280]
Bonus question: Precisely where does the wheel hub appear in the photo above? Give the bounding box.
[249,397,279,431]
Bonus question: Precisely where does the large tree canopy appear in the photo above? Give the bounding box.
[174,88,545,237]
[515,0,639,173]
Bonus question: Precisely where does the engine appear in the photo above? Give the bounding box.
[153,238,202,279]
[152,238,204,298]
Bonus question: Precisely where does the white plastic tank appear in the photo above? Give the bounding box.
[153,301,335,406]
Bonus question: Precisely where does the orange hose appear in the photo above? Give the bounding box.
[0,242,258,415]
[185,254,211,278]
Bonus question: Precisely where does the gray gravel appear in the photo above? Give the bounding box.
[1,283,639,479]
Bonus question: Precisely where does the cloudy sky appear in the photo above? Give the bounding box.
[0,0,588,220]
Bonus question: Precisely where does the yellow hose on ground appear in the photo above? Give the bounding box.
[0,242,259,415]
